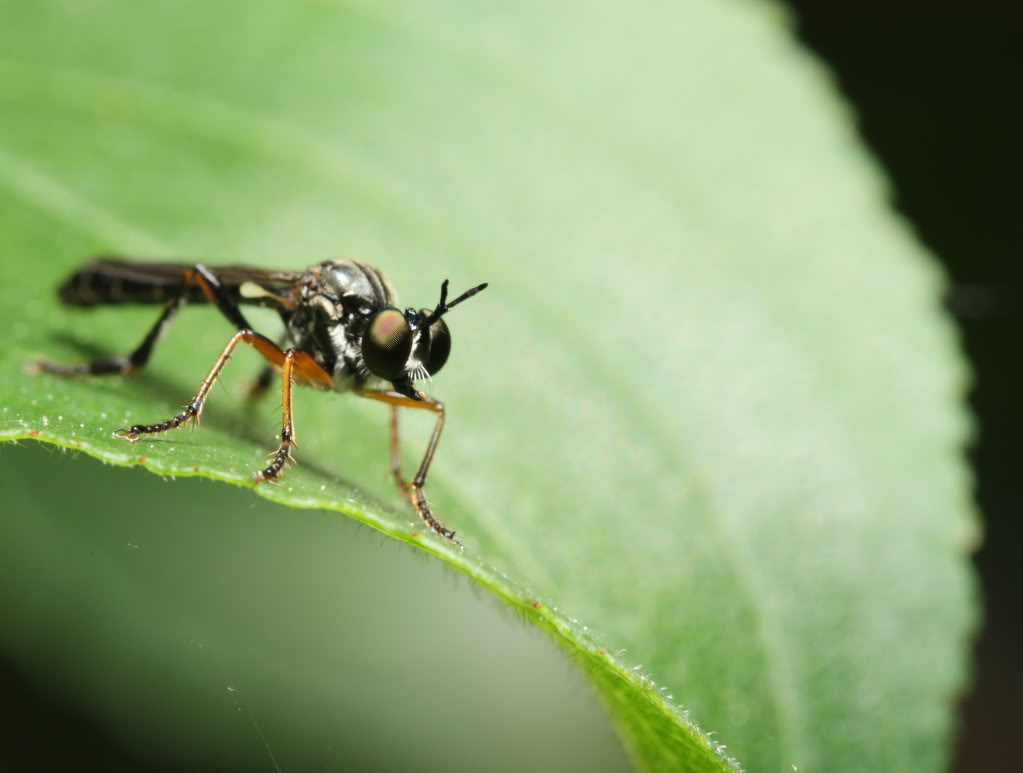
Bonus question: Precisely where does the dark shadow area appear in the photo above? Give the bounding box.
[0,666,173,772]
[784,2,1021,771]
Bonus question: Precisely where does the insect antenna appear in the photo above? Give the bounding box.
[424,279,488,325]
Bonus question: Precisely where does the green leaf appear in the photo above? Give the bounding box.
[0,1,977,771]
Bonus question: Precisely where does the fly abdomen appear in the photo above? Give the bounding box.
[58,258,208,307]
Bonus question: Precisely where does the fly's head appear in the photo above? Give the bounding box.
[360,279,488,398]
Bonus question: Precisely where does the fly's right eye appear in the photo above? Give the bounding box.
[423,315,451,376]
[362,309,412,380]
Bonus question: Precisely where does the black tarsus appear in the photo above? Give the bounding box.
[36,292,186,376]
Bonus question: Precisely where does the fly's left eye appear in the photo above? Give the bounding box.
[424,315,451,375]
[362,309,412,380]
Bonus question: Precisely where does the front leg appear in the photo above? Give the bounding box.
[361,390,455,544]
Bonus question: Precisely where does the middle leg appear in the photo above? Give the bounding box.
[118,332,332,485]
[256,349,331,482]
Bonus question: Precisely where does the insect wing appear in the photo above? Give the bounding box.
[59,258,302,310]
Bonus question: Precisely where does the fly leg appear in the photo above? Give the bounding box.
[32,293,185,376]
[114,329,295,439]
[256,349,332,482]
[34,264,250,376]
[115,329,330,454]
[360,389,455,544]
[115,330,332,487]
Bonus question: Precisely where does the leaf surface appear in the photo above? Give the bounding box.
[0,1,976,770]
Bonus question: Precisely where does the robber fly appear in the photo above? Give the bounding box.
[34,257,488,543]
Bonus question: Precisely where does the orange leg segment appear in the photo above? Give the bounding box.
[256,348,332,482]
[360,389,455,543]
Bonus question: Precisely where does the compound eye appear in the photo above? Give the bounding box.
[425,316,451,375]
[363,309,413,380]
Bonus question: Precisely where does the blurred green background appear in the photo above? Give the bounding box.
[0,443,628,772]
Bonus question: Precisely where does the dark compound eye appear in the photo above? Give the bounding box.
[362,308,413,380]
[424,315,451,376]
